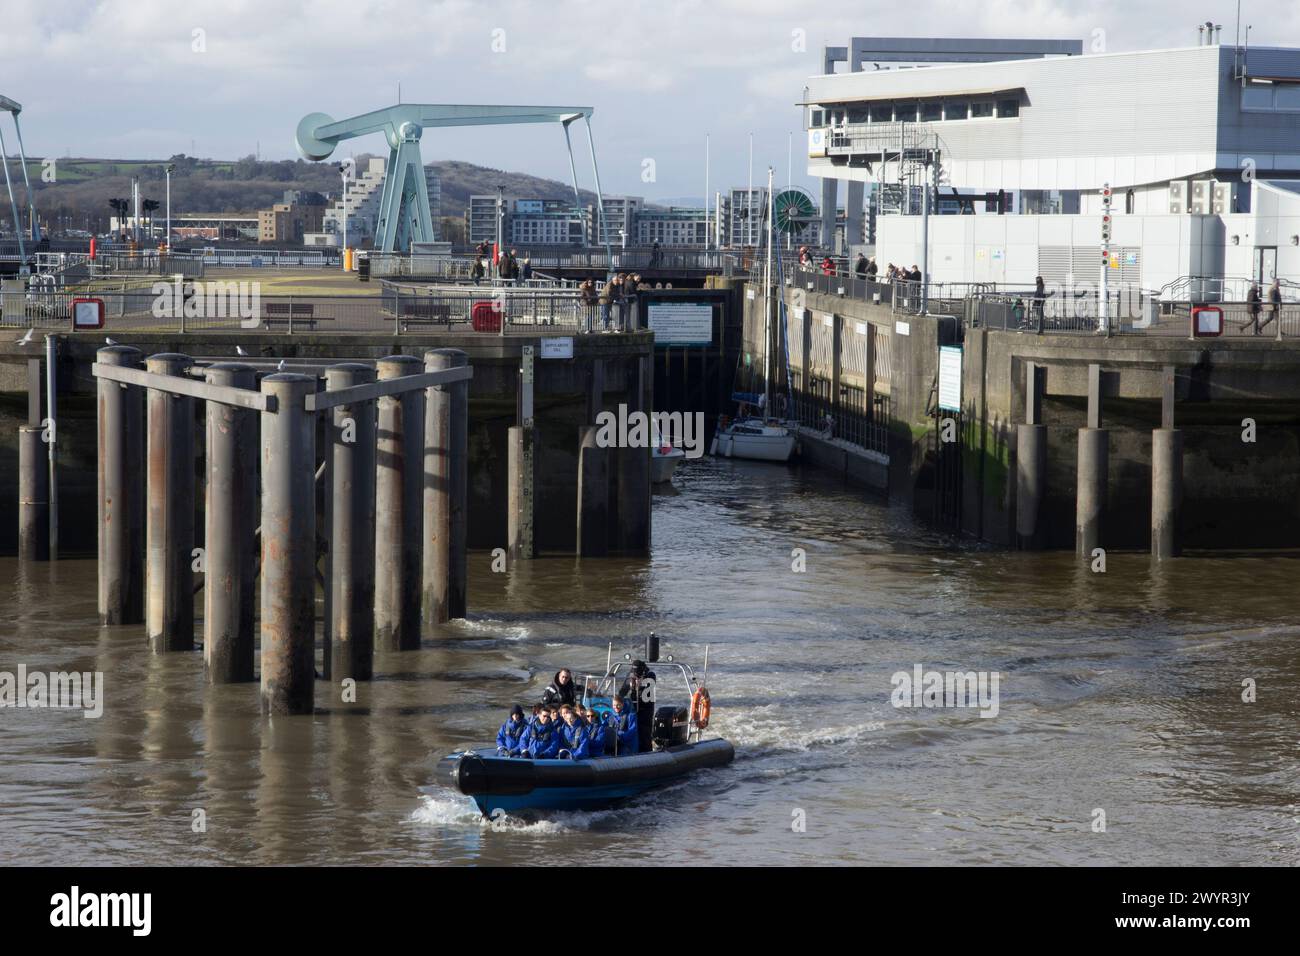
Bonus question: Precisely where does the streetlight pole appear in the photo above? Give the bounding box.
[338,162,350,270]
[165,163,174,252]
[495,184,504,277]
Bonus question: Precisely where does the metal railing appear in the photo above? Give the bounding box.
[0,286,616,335]
[788,369,891,456]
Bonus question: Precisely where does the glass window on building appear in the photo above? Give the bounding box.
[869,102,893,123]
[1275,85,1300,110]
[970,100,995,119]
[921,101,943,122]
[895,102,918,122]
[1241,83,1273,110]
[944,101,969,121]
[997,98,1020,118]
[847,106,868,124]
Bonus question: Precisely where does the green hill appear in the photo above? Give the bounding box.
[12,153,602,232]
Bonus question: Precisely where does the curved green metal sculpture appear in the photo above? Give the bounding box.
[295,104,599,255]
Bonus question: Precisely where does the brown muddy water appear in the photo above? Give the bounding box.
[1,457,1297,865]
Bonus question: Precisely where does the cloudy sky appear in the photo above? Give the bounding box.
[3,0,1299,199]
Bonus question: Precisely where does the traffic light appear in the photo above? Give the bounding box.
[1101,213,1111,243]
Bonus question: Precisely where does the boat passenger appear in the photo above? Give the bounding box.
[520,709,561,759]
[618,660,656,753]
[496,704,529,756]
[583,706,608,758]
[527,703,543,727]
[556,705,592,759]
[610,694,638,755]
[541,668,577,708]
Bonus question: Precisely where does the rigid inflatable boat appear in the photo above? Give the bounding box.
[436,637,734,816]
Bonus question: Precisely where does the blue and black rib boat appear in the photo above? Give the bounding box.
[436,638,734,816]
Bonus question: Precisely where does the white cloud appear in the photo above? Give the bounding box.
[2,0,1299,198]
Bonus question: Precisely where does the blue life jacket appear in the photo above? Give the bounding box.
[496,717,527,752]
[611,709,638,754]
[585,717,608,757]
[521,719,560,759]
[557,719,591,759]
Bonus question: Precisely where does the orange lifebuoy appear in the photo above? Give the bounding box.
[690,687,711,729]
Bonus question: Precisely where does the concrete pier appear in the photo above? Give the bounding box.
[145,353,195,652]
[1015,362,1046,550]
[1151,365,1182,560]
[18,424,48,561]
[259,372,317,716]
[327,363,377,680]
[577,425,609,556]
[423,348,469,623]
[507,425,534,561]
[1152,428,1183,559]
[375,355,424,650]
[1075,428,1108,557]
[96,345,145,622]
[615,355,651,554]
[203,363,257,683]
[1015,424,1047,550]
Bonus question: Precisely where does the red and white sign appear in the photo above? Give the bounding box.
[1191,305,1223,337]
[71,297,105,330]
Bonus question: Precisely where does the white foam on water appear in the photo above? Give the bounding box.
[410,792,646,835]
[714,703,888,754]
[454,618,533,642]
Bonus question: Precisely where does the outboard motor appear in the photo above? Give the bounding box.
[651,705,689,749]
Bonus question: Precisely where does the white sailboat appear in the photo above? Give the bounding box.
[711,166,797,463]
[651,417,686,483]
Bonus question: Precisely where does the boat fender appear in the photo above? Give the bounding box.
[690,687,711,729]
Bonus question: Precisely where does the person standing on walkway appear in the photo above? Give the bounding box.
[1030,276,1054,333]
[1262,278,1283,335]
[1246,282,1262,334]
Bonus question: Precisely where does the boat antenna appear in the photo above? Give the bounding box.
[606,641,613,677]
[701,643,710,689]
[763,165,775,419]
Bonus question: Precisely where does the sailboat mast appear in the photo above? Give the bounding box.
[764,166,774,415]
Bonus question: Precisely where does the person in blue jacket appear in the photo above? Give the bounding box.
[582,705,608,758]
[556,705,592,759]
[520,708,561,759]
[610,695,638,755]
[496,704,528,756]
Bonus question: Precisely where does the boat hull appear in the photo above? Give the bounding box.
[436,738,735,816]
[651,448,685,483]
[711,427,796,462]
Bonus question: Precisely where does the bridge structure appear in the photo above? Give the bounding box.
[0,94,41,272]
[295,104,614,259]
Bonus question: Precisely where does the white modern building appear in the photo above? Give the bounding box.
[324,157,441,247]
[589,195,642,246]
[728,187,768,247]
[635,207,710,247]
[509,199,586,246]
[803,33,1300,291]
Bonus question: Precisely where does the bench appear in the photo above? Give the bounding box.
[262,302,319,331]
[397,301,453,331]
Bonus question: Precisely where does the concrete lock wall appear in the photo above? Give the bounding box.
[0,332,652,558]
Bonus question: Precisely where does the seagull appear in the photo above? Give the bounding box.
[105,336,119,346]
[277,359,287,371]
[235,345,248,356]
[15,327,34,346]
